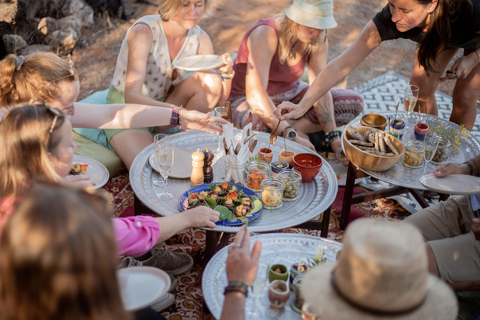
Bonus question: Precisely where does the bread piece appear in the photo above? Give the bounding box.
[383,136,400,156]
[346,126,365,141]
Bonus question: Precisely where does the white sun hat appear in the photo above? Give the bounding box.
[285,0,337,30]
[301,219,458,320]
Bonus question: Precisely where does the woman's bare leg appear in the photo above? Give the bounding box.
[166,71,223,113]
[110,129,153,170]
[450,62,480,130]
[410,48,458,116]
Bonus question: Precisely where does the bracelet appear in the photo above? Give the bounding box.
[220,70,235,81]
[464,161,474,176]
[224,281,248,297]
[325,130,342,143]
[170,107,180,127]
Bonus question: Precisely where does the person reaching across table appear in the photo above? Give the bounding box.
[0,103,219,277]
[101,0,234,169]
[404,154,480,291]
[275,0,480,131]
[0,52,228,171]
[229,0,364,155]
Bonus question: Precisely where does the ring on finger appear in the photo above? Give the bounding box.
[233,243,241,249]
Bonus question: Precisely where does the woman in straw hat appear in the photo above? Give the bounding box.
[229,0,364,156]
[276,0,480,131]
[301,218,458,320]
[404,153,480,291]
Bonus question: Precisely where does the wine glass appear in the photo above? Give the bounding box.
[154,134,174,200]
[423,132,440,175]
[247,263,268,318]
[212,106,228,162]
[403,84,419,140]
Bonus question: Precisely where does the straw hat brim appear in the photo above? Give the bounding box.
[301,263,458,320]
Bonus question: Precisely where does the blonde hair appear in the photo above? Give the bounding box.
[158,0,209,21]
[0,182,131,320]
[0,52,77,108]
[0,104,66,199]
[277,13,321,65]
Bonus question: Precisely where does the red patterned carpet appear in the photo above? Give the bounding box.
[104,173,412,319]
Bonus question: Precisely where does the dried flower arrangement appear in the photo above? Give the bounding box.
[429,118,470,156]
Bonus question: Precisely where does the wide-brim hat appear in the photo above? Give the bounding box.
[286,0,337,30]
[301,219,458,320]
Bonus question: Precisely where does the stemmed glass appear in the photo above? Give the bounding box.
[247,263,268,318]
[403,84,419,139]
[154,134,174,200]
[212,106,228,159]
[423,132,440,175]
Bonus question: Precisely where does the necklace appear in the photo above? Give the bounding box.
[288,39,300,59]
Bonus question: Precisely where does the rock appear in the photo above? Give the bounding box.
[58,16,82,31]
[61,0,94,28]
[19,44,54,56]
[37,17,58,36]
[0,1,18,23]
[45,29,79,52]
[2,34,27,53]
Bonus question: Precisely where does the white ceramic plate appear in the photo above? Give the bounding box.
[72,155,109,189]
[420,174,480,195]
[173,54,223,71]
[117,266,170,311]
[149,147,194,179]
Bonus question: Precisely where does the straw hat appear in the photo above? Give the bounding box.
[285,0,337,30]
[301,219,458,320]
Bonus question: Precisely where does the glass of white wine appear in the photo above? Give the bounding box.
[154,134,174,200]
[212,106,228,156]
[423,132,440,175]
[403,84,419,140]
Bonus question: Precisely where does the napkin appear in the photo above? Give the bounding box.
[223,122,257,183]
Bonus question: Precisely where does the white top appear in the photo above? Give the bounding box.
[110,15,202,99]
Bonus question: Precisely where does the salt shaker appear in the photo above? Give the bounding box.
[202,148,214,183]
[191,149,204,187]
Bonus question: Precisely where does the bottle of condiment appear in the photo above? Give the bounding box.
[191,149,204,187]
[202,148,214,183]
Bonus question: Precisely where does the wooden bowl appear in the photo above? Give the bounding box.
[342,126,405,172]
[360,113,387,131]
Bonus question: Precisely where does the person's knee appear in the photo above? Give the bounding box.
[198,72,222,96]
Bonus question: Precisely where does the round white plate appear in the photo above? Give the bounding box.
[117,266,170,311]
[149,147,193,179]
[72,155,109,189]
[173,54,223,72]
[420,174,480,195]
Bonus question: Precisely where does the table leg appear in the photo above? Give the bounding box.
[408,188,430,209]
[205,230,222,263]
[340,162,358,230]
[134,194,156,216]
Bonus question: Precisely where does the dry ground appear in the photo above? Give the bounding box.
[74,0,459,101]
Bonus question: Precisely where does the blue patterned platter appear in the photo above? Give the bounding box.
[178,182,263,226]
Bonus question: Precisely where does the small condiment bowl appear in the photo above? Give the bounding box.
[360,113,387,131]
[278,150,295,167]
[258,147,273,163]
[293,153,323,183]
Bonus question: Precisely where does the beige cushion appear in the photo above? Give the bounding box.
[73,131,126,177]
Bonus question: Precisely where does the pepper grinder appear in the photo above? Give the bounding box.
[191,148,204,187]
[202,148,214,183]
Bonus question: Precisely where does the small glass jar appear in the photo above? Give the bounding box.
[431,138,450,165]
[244,160,270,192]
[271,161,289,179]
[278,169,302,202]
[403,140,424,168]
[261,178,285,209]
[224,160,245,186]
